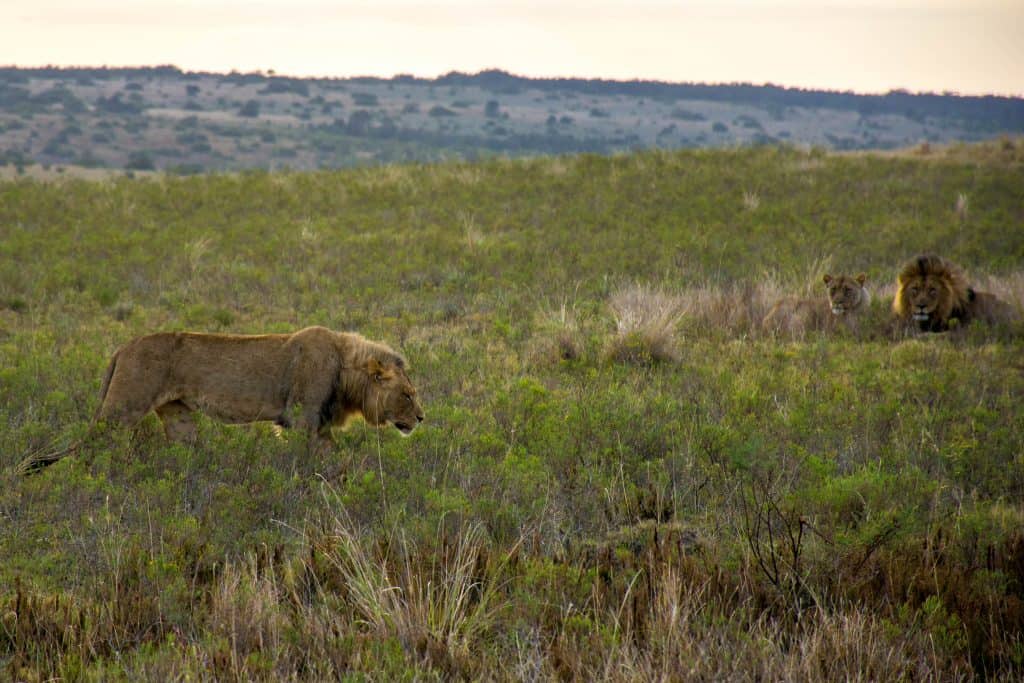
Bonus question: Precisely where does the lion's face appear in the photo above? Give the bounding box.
[893,255,971,331]
[901,274,951,324]
[363,358,425,436]
[823,273,868,316]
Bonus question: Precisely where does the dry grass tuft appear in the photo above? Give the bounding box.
[462,211,485,250]
[676,278,786,339]
[207,554,289,670]
[955,192,969,221]
[318,510,513,676]
[530,297,584,365]
[742,190,761,211]
[607,284,685,364]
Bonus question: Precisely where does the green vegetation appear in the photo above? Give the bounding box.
[237,100,261,118]
[2,145,1024,679]
[3,66,1023,175]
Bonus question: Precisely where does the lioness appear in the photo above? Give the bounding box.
[19,326,423,473]
[893,254,1018,332]
[763,273,870,336]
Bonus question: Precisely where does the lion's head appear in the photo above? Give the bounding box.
[892,254,971,331]
[361,355,425,436]
[823,273,869,316]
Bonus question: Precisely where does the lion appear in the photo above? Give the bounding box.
[892,254,1018,332]
[18,326,424,474]
[763,273,871,337]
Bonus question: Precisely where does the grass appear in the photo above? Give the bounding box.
[607,284,685,363]
[320,509,511,676]
[1,144,1024,680]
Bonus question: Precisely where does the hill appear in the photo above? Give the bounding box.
[1,65,1023,174]
[1,145,1023,679]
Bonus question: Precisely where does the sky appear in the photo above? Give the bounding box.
[4,1,1023,97]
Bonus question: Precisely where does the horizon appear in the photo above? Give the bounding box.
[6,63,1023,101]
[4,1,1023,99]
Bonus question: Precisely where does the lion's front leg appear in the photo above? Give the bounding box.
[312,427,351,482]
[311,425,337,457]
[155,401,198,444]
[284,404,337,457]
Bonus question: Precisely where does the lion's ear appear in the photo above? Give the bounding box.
[823,274,833,285]
[856,273,867,285]
[366,357,384,380]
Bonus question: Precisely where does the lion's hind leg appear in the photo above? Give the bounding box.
[96,351,166,429]
[155,401,198,444]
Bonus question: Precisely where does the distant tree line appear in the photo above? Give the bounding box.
[434,70,1024,131]
[2,66,1021,131]
[312,117,639,156]
[0,65,184,81]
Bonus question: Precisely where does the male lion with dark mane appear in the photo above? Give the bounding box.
[892,254,1017,333]
[763,273,870,337]
[18,326,424,474]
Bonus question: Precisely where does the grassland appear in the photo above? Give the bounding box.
[1,143,1024,680]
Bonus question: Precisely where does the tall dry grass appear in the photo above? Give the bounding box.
[316,509,516,676]
[531,295,584,364]
[527,550,978,682]
[607,284,686,363]
[207,554,290,673]
[973,271,1024,317]
[676,279,786,338]
[604,265,1024,347]
[672,257,845,339]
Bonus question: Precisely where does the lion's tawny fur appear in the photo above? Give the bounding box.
[763,273,870,337]
[18,326,423,474]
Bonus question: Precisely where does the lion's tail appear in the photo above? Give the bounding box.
[93,352,117,422]
[15,354,118,476]
[15,444,80,476]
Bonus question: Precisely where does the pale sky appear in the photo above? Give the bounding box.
[4,1,1023,96]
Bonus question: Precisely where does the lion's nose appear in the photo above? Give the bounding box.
[417,414,424,423]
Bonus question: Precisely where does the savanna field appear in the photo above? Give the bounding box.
[2,143,1024,680]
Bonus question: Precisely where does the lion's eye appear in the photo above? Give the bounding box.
[929,288,937,296]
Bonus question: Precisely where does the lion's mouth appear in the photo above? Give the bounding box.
[912,312,930,322]
[831,305,845,315]
[394,421,415,436]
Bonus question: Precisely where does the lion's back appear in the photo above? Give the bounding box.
[967,291,1019,325]
[102,330,303,419]
[763,297,830,335]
